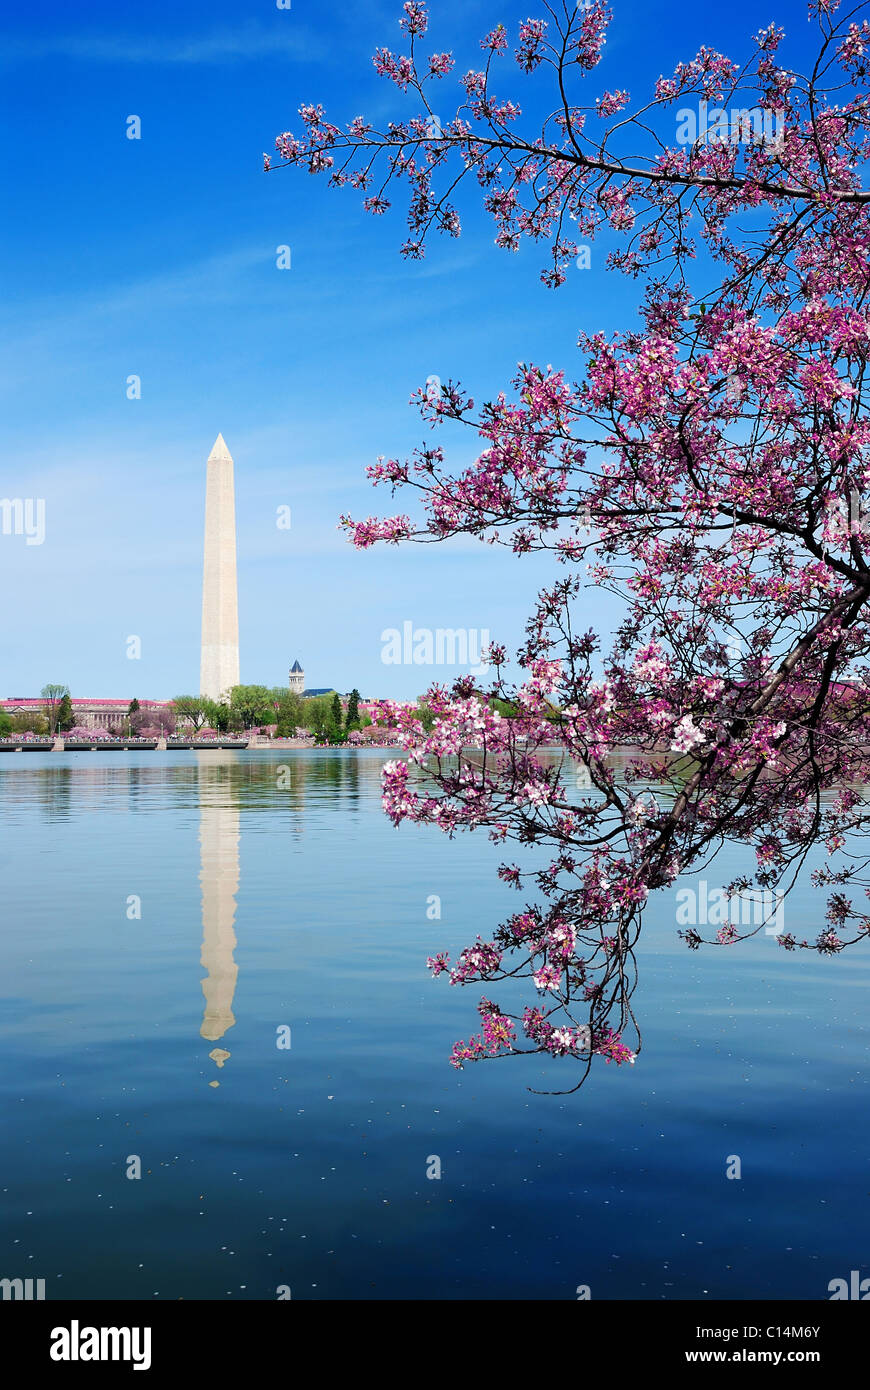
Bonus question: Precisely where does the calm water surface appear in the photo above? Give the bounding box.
[0,749,867,1300]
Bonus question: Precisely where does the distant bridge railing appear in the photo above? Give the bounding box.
[0,737,249,752]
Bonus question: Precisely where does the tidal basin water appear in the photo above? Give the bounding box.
[1,748,868,1301]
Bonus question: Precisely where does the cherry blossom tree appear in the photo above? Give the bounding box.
[270,0,870,1089]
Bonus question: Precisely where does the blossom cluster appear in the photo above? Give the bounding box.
[272,1,870,1085]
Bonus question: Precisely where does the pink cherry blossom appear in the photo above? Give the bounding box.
[273,1,870,1089]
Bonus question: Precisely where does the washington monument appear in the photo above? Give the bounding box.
[200,434,240,701]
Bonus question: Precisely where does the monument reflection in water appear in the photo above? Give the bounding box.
[197,752,240,1081]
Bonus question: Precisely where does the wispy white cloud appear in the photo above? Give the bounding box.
[1,23,321,66]
[0,245,271,385]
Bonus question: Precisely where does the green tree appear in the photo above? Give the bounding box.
[202,699,231,732]
[124,697,140,737]
[301,694,333,741]
[41,683,70,735]
[276,689,305,737]
[57,692,74,732]
[229,685,276,730]
[173,696,208,732]
[329,692,346,743]
[345,688,361,730]
[11,713,49,735]
[0,709,12,736]
[416,698,436,733]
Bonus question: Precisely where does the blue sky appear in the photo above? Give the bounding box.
[0,0,812,700]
